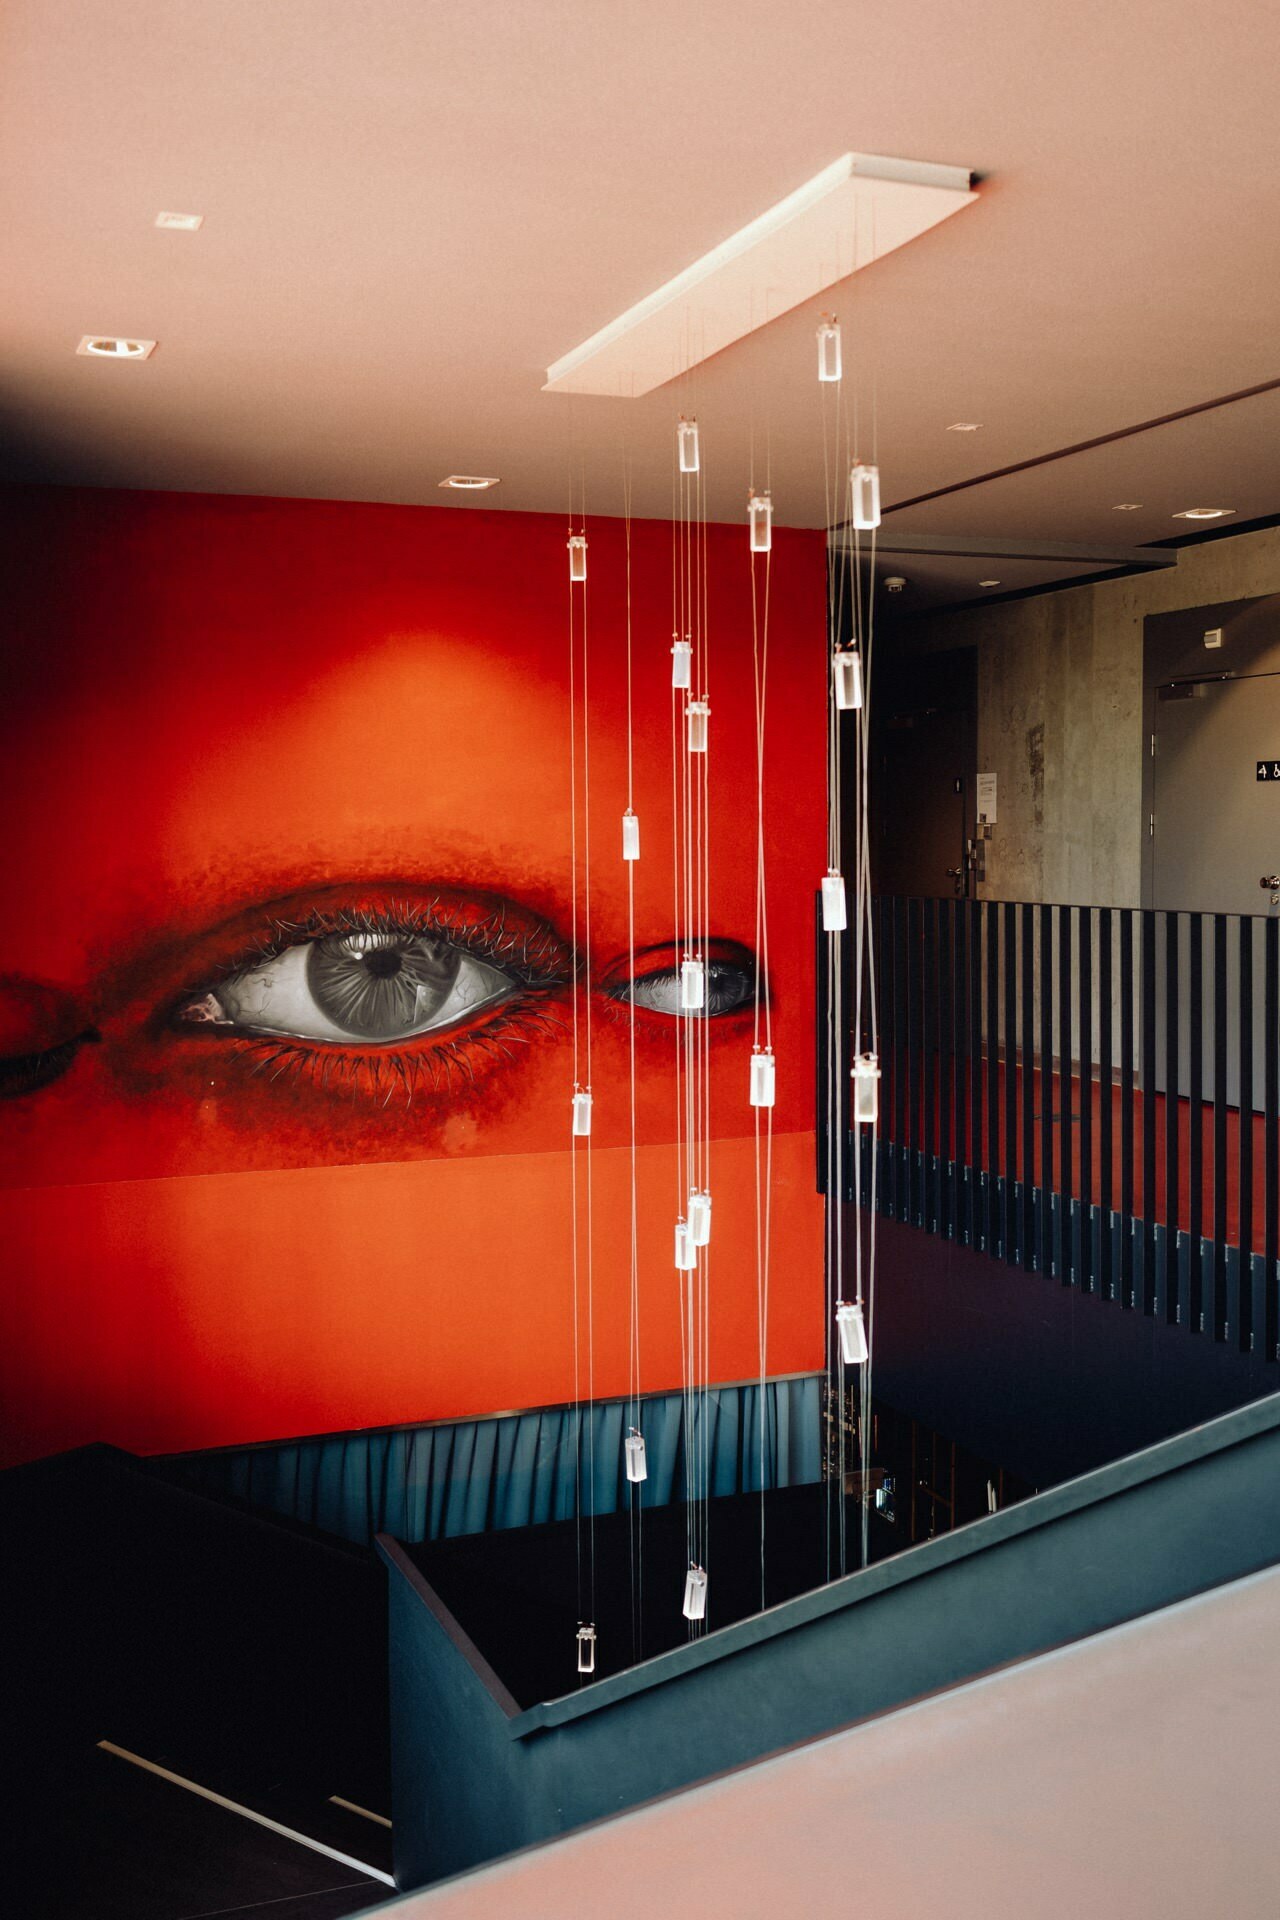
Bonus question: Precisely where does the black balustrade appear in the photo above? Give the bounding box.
[819,896,1280,1359]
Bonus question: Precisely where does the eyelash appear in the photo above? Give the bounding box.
[177,897,572,1099]
[223,898,571,993]
[230,1002,567,1106]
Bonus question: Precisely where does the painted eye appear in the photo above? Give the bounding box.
[608,947,756,1018]
[182,929,517,1045]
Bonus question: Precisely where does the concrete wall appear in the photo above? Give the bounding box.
[904,523,1280,908]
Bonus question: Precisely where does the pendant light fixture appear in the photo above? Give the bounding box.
[851,1051,880,1124]
[622,809,640,861]
[849,463,881,531]
[677,415,701,474]
[624,1427,648,1483]
[689,1189,712,1246]
[747,490,773,553]
[686,699,709,754]
[816,313,842,383]
[682,1564,708,1621]
[680,953,706,1011]
[568,532,588,582]
[576,1623,597,1674]
[749,1044,776,1108]
[821,869,847,931]
[835,1299,868,1367]
[832,645,863,711]
[572,1085,593,1136]
[671,636,692,689]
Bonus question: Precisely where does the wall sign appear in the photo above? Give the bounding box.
[976,770,998,823]
[1258,761,1280,781]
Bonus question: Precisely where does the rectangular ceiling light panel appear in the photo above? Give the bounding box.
[544,153,976,397]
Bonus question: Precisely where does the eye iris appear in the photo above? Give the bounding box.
[309,931,463,1039]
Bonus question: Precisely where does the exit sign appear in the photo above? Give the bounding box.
[1259,761,1280,781]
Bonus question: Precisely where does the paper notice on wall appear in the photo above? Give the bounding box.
[976,771,997,824]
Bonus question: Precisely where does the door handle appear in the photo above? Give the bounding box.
[1261,876,1280,890]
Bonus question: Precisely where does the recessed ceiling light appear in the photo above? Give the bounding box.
[947,421,982,432]
[76,335,156,360]
[155,211,203,231]
[978,579,1001,588]
[438,474,501,491]
[1172,507,1236,521]
[1112,502,1143,511]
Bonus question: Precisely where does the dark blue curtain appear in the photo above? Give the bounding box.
[164,1375,822,1548]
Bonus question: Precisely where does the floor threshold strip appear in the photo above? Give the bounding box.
[96,1740,396,1888]
[328,1794,392,1829]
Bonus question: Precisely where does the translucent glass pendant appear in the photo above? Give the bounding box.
[833,645,863,711]
[747,490,772,554]
[852,1051,881,1124]
[682,1564,708,1621]
[836,1299,868,1367]
[625,1427,648,1483]
[680,954,706,1011]
[817,313,842,383]
[821,869,847,932]
[677,415,700,474]
[850,464,881,531]
[576,1623,597,1674]
[568,533,588,582]
[675,1218,697,1271]
[686,699,709,754]
[572,1085,593,1136]
[622,809,640,861]
[671,637,692,690]
[749,1044,776,1109]
[689,1188,712,1246]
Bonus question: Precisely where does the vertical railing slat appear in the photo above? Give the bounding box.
[1212,914,1229,1343]
[1059,905,1075,1287]
[1264,916,1279,1360]
[1004,899,1019,1264]
[1119,913,1135,1309]
[1021,900,1036,1273]
[1079,907,1094,1294]
[1164,911,1180,1324]
[1140,909,1158,1317]
[1040,902,1055,1278]
[1188,913,1204,1335]
[1098,907,1114,1301]
[986,902,1001,1257]
[1238,915,1254,1342]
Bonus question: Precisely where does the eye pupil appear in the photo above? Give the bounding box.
[363,948,404,980]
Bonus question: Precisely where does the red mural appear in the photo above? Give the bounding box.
[0,487,826,1463]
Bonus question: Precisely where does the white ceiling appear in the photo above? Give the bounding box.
[3,1,1279,602]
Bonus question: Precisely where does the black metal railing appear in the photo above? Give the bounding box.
[820,897,1280,1359]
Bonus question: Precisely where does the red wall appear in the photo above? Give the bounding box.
[0,487,826,1463]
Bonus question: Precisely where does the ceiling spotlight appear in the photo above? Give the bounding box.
[438,475,501,491]
[155,211,203,231]
[883,575,906,593]
[76,335,156,360]
[978,579,1001,588]
[1112,502,1143,511]
[947,421,982,432]
[1172,507,1235,521]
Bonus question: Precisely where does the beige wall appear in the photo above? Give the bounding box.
[905,524,1280,907]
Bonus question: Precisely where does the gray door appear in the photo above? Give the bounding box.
[1151,669,1280,1107]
